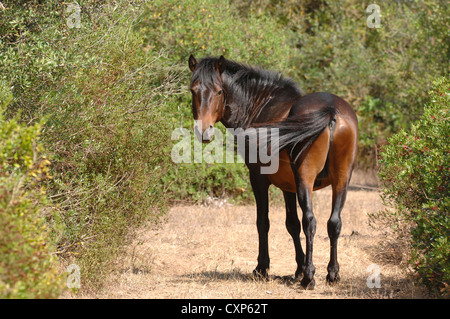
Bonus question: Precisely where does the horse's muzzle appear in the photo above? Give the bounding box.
[194,123,215,143]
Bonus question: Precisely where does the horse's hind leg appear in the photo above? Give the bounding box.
[283,191,305,279]
[326,120,357,284]
[295,181,316,289]
[326,181,349,284]
[292,127,331,289]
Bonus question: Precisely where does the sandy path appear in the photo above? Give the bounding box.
[76,187,425,299]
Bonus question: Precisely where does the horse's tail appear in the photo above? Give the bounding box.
[253,105,336,163]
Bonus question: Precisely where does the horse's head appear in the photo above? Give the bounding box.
[188,55,226,143]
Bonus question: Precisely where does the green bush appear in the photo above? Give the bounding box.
[378,77,449,296]
[1,1,176,289]
[41,5,176,288]
[0,87,64,298]
[139,0,295,69]
[162,125,253,203]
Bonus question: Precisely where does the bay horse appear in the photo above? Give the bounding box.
[188,55,358,289]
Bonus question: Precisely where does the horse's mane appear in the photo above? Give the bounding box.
[192,57,304,128]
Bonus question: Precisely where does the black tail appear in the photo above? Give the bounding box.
[253,105,336,163]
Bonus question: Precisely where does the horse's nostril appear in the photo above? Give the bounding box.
[203,125,214,141]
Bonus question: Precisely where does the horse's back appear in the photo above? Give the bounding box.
[290,92,356,122]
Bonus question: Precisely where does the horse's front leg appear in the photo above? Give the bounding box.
[249,171,270,278]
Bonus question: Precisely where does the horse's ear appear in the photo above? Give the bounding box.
[216,55,226,74]
[188,54,197,72]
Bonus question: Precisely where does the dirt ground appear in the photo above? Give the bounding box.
[68,172,427,299]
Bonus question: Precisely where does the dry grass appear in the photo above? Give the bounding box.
[64,175,428,299]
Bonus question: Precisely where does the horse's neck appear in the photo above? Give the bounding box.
[222,77,275,128]
[222,86,299,129]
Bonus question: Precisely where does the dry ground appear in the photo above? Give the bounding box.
[68,172,427,299]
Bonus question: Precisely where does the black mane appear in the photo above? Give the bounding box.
[192,57,304,128]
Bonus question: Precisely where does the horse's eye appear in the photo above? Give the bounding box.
[217,90,223,96]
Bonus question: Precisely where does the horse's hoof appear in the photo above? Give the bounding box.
[300,278,315,290]
[326,272,341,285]
[252,268,268,280]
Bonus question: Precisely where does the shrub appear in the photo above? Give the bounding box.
[1,1,177,289]
[377,77,449,296]
[139,0,296,70]
[162,124,253,203]
[0,87,64,298]
[40,5,177,289]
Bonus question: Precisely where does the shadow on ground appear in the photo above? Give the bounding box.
[173,268,425,298]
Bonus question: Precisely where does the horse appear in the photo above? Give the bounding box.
[188,55,358,289]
